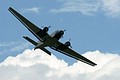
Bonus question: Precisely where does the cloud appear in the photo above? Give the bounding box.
[51,0,120,17]
[21,7,41,14]
[101,0,120,17]
[10,42,31,52]
[51,0,99,16]
[0,42,15,47]
[0,41,31,55]
[0,49,120,80]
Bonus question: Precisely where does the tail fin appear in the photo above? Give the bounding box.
[23,36,37,46]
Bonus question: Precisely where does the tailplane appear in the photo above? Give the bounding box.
[23,36,51,55]
[23,36,37,46]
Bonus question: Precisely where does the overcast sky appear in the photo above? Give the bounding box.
[1,0,120,64]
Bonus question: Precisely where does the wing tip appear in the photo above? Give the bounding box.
[79,59,97,66]
[8,7,12,10]
[90,62,97,66]
[93,63,97,66]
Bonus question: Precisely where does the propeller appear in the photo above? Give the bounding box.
[68,38,72,48]
[68,38,71,42]
[63,29,66,32]
[41,25,51,29]
[61,29,66,38]
[41,26,44,28]
[65,38,72,48]
[42,26,51,33]
[48,25,51,28]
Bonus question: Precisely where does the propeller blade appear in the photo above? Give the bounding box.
[63,29,66,32]
[69,38,71,42]
[41,26,44,28]
[41,26,51,29]
[69,38,72,48]
[70,45,72,48]
[48,26,51,28]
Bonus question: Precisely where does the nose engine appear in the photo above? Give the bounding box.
[53,29,66,40]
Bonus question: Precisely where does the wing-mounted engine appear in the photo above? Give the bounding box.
[42,26,51,33]
[64,39,72,48]
[36,26,51,41]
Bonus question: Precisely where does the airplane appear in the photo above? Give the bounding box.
[8,7,97,66]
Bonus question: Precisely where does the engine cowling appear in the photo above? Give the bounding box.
[64,41,71,47]
[43,27,49,33]
[59,30,64,35]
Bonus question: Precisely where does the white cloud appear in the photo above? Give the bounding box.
[101,0,120,17]
[0,49,120,80]
[0,42,15,47]
[0,41,31,55]
[51,0,99,16]
[51,0,120,17]
[21,7,41,14]
[10,42,31,52]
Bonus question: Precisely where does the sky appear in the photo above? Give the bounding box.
[1,0,120,63]
[1,0,120,80]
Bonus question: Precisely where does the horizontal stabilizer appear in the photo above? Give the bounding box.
[35,47,51,55]
[23,36,37,46]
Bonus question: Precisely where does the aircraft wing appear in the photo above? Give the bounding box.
[8,7,48,42]
[50,42,97,66]
[8,7,96,66]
